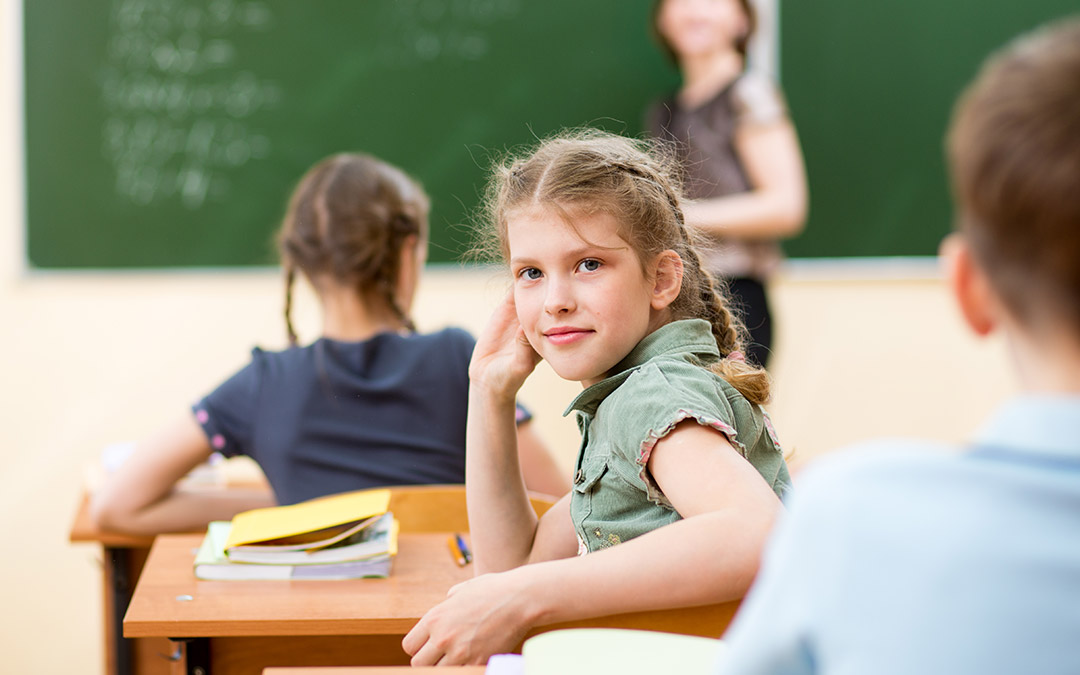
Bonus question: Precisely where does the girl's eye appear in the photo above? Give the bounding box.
[577,259,601,273]
[519,267,543,281]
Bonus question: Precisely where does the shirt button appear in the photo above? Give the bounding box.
[574,469,584,484]
[594,528,602,538]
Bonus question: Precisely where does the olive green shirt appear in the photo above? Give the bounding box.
[565,319,790,555]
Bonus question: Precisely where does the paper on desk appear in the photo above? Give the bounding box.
[522,628,725,674]
[485,654,524,675]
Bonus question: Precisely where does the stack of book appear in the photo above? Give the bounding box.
[194,488,398,580]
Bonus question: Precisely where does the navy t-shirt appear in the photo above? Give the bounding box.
[192,327,530,505]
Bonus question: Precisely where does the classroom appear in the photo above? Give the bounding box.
[1,0,1073,673]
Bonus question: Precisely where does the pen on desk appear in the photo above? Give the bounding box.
[447,534,467,566]
[454,533,473,565]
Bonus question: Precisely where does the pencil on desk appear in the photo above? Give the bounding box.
[446,534,467,566]
[454,533,473,564]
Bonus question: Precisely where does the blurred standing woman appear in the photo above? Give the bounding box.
[648,0,807,368]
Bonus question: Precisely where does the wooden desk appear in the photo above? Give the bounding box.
[126,533,472,675]
[261,665,486,669]
[70,476,272,675]
[126,533,740,675]
[69,494,172,675]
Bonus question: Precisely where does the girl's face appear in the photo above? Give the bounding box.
[507,206,668,387]
[656,0,748,60]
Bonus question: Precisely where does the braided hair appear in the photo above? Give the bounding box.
[277,153,429,345]
[481,129,770,405]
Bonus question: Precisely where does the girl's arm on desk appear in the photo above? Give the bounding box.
[89,414,275,535]
[404,420,782,666]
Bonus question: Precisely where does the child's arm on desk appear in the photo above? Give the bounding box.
[404,421,782,666]
[89,414,275,535]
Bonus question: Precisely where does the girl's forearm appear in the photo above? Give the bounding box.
[465,386,541,573]
[514,509,772,628]
[683,190,806,241]
[93,487,275,535]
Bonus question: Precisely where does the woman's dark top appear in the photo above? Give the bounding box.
[646,72,788,280]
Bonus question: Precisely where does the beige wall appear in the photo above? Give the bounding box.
[0,1,1014,672]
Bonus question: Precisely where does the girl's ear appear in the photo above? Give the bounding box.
[651,250,684,311]
[941,232,996,337]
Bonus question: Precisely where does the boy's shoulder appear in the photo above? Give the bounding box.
[790,439,967,518]
[799,439,958,487]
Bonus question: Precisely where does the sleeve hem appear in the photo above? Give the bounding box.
[636,408,746,508]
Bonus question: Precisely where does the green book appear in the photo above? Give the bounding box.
[516,628,726,674]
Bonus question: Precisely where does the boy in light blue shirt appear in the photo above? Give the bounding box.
[720,16,1080,675]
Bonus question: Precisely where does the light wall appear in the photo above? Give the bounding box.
[0,1,1013,672]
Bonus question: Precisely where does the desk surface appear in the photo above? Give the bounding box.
[125,533,472,638]
[259,665,483,669]
[127,532,741,644]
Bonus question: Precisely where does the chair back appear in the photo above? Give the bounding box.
[388,484,558,533]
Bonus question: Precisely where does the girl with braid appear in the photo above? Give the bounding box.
[404,130,790,666]
[91,153,566,535]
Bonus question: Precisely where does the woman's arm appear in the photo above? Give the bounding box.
[464,293,580,574]
[89,413,275,535]
[403,421,782,665]
[683,118,808,241]
[516,420,570,498]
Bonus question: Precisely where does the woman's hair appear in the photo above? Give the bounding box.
[480,129,770,405]
[651,0,757,62]
[947,17,1080,333]
[277,153,430,344]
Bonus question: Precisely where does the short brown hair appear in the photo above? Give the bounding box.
[947,17,1080,333]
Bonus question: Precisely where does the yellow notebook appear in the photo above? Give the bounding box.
[224,488,391,550]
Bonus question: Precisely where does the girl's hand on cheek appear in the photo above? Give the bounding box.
[469,292,541,400]
[401,570,535,666]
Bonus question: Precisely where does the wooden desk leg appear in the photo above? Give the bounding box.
[106,545,168,675]
[168,638,210,675]
[104,547,135,675]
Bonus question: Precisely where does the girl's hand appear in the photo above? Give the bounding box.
[402,569,536,666]
[469,292,541,401]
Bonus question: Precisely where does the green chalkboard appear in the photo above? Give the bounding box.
[25,1,1079,268]
[781,1,1079,259]
[24,0,677,268]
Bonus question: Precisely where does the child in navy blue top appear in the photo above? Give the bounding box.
[91,153,567,534]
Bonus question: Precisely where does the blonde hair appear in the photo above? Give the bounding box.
[948,18,1080,334]
[277,153,430,344]
[480,129,770,405]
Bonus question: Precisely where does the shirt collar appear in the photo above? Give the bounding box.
[563,319,720,417]
[974,394,1080,457]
